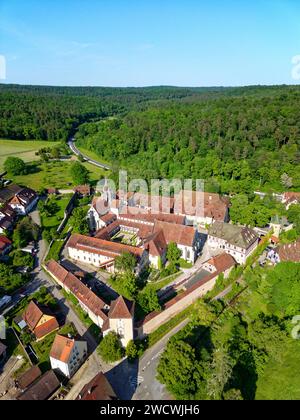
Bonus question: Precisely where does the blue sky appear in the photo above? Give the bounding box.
[0,0,300,86]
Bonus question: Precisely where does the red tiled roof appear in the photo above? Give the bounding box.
[0,235,12,251]
[119,206,185,225]
[50,334,75,363]
[205,253,236,272]
[108,296,134,319]
[153,220,196,247]
[23,301,45,330]
[46,260,107,321]
[17,370,60,401]
[74,185,91,195]
[277,239,300,262]
[144,229,167,257]
[67,234,144,259]
[76,372,117,400]
[34,317,59,340]
[174,190,229,220]
[283,192,300,204]
[17,365,42,390]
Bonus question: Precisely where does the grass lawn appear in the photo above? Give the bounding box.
[0,139,58,171]
[150,272,181,292]
[41,194,72,229]
[255,338,300,400]
[44,239,65,262]
[11,159,108,191]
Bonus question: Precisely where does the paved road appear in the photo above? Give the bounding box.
[132,318,190,400]
[67,137,111,170]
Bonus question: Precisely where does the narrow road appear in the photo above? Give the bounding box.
[132,318,190,400]
[67,137,111,170]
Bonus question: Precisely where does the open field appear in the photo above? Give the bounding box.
[11,160,108,191]
[0,139,58,170]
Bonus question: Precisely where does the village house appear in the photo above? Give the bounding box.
[0,235,12,258]
[8,187,38,215]
[22,300,59,341]
[208,221,259,264]
[17,370,60,401]
[268,239,300,264]
[74,185,91,196]
[0,204,16,234]
[76,372,117,400]
[202,253,237,278]
[16,365,42,392]
[66,233,148,273]
[281,192,300,210]
[102,296,135,347]
[50,334,88,379]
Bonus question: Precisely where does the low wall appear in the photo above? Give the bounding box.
[137,274,218,337]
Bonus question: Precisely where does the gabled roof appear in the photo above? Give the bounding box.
[22,300,59,338]
[0,184,23,203]
[153,220,196,247]
[17,365,42,390]
[205,253,236,272]
[76,372,117,400]
[67,234,144,259]
[144,229,167,257]
[45,260,107,321]
[50,334,77,363]
[208,221,258,249]
[277,239,300,262]
[108,296,134,320]
[17,370,60,401]
[0,235,12,251]
[23,300,45,330]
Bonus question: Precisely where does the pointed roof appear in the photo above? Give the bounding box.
[108,296,134,320]
[50,334,76,363]
[144,229,167,257]
[76,372,117,400]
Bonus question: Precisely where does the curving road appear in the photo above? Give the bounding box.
[67,137,111,170]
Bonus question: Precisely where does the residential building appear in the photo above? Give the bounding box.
[269,239,300,263]
[102,296,135,347]
[0,341,7,365]
[16,365,42,391]
[76,372,117,400]
[17,370,60,400]
[0,235,12,258]
[202,253,236,278]
[208,221,259,264]
[74,185,91,196]
[66,233,148,273]
[282,192,300,209]
[8,187,38,215]
[22,300,59,341]
[50,334,88,379]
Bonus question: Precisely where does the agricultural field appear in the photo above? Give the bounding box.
[0,139,58,170]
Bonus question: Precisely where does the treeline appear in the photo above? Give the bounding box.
[157,262,300,400]
[76,87,300,192]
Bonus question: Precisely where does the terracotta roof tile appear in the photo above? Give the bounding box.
[50,334,76,363]
[277,239,300,262]
[17,365,42,390]
[17,370,60,401]
[76,372,117,400]
[205,253,236,272]
[108,296,134,319]
[153,220,196,247]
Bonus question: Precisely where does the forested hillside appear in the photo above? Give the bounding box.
[75,87,300,193]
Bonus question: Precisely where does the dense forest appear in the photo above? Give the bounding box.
[1,84,300,192]
[76,87,300,192]
[157,262,300,400]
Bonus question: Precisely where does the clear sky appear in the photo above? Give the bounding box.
[0,0,300,87]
